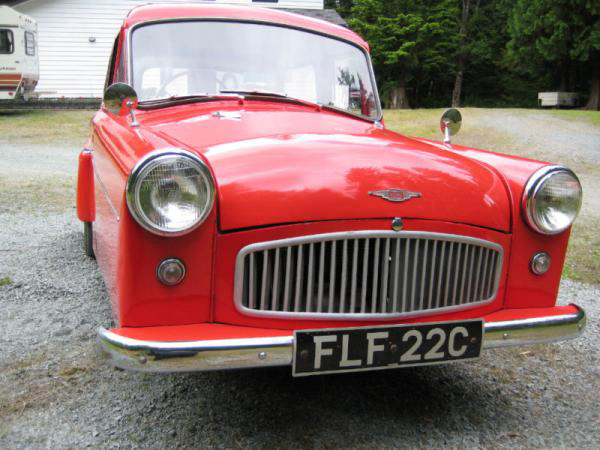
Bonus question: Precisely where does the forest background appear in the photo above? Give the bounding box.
[325,0,600,110]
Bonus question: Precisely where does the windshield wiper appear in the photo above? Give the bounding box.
[219,89,288,98]
[138,93,244,109]
[219,89,326,111]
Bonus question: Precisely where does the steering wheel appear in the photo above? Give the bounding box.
[218,73,239,91]
[155,71,189,98]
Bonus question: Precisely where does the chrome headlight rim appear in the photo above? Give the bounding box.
[126,148,215,237]
[522,165,582,235]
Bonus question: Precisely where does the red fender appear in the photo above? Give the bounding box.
[77,148,96,222]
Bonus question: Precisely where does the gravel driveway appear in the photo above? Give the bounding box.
[1,111,599,449]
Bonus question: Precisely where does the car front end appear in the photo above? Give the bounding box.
[80,4,586,377]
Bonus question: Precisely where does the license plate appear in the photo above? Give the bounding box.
[292,320,483,377]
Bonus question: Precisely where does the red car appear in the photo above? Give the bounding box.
[80,4,586,376]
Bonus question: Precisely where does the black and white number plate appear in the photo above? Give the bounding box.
[292,320,483,377]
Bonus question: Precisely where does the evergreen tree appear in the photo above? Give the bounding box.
[349,0,454,108]
[324,0,354,17]
[507,0,600,109]
[332,0,598,108]
[451,0,480,107]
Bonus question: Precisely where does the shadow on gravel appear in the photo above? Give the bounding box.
[127,363,514,446]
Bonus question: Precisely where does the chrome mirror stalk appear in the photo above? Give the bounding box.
[126,100,139,127]
[440,108,462,144]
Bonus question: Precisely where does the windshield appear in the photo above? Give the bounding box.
[130,21,380,120]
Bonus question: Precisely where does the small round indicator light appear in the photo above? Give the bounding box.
[531,252,551,275]
[157,258,186,286]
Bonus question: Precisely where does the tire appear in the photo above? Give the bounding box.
[83,221,95,258]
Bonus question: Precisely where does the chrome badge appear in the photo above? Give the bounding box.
[369,189,422,203]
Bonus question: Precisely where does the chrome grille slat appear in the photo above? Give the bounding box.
[472,247,482,303]
[411,239,419,312]
[272,248,280,311]
[451,243,462,306]
[339,240,348,313]
[381,238,390,313]
[328,241,336,313]
[436,241,446,309]
[283,249,292,312]
[371,239,380,313]
[458,245,469,305]
[260,250,269,310]
[317,242,325,313]
[248,253,256,309]
[294,245,303,312]
[419,240,429,312]
[350,240,359,313]
[306,243,315,313]
[479,248,489,300]
[427,240,437,309]
[402,238,410,313]
[360,239,369,313]
[237,231,503,319]
[443,242,454,309]
[466,245,475,302]
[485,248,495,298]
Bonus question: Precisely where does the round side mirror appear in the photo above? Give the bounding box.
[440,108,462,144]
[103,83,138,116]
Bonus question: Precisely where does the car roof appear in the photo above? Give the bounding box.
[123,3,368,51]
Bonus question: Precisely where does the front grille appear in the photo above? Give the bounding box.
[234,231,503,319]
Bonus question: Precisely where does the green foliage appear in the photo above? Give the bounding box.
[324,0,354,17]
[507,1,598,73]
[328,0,599,108]
[348,0,457,107]
[505,0,600,107]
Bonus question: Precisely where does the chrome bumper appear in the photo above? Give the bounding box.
[98,305,586,373]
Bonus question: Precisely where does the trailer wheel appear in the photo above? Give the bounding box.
[83,221,95,258]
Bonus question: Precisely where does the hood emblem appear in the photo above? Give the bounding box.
[369,189,422,203]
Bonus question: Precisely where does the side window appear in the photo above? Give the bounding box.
[105,33,127,87]
[105,37,119,88]
[115,40,126,83]
[24,31,35,56]
[0,29,14,54]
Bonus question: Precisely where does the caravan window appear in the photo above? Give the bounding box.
[25,31,35,56]
[0,29,14,54]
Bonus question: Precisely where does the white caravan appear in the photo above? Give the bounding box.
[0,6,39,100]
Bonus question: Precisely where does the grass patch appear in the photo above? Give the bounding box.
[0,276,13,287]
[562,220,600,284]
[0,175,75,214]
[383,108,516,152]
[383,108,446,139]
[545,110,600,127]
[0,110,94,144]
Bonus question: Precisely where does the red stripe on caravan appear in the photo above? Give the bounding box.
[0,74,22,81]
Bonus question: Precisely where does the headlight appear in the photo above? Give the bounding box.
[522,166,582,235]
[126,148,215,236]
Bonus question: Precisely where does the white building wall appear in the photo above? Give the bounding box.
[14,0,324,98]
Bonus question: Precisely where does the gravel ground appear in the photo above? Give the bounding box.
[1,112,599,449]
[475,110,600,164]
